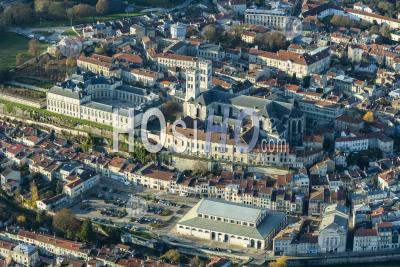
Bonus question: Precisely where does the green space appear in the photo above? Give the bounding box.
[32,12,142,28]
[130,0,185,8]
[61,28,79,37]
[0,98,113,132]
[0,32,48,71]
[14,77,54,89]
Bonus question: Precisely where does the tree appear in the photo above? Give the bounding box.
[78,219,94,243]
[302,75,311,88]
[94,46,105,55]
[370,25,379,35]
[72,4,96,18]
[96,0,109,15]
[256,31,288,52]
[363,111,374,123]
[53,209,81,239]
[190,256,205,267]
[16,215,26,226]
[162,249,181,263]
[15,53,24,66]
[202,24,216,42]
[270,256,287,267]
[28,39,41,58]
[30,181,39,208]
[379,25,391,39]
[3,3,34,25]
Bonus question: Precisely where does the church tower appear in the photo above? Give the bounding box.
[185,68,200,101]
[198,59,212,92]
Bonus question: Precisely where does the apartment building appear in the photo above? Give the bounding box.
[123,68,163,87]
[0,241,39,267]
[299,99,343,124]
[77,54,121,77]
[245,8,292,30]
[3,231,88,260]
[346,8,400,29]
[258,47,331,78]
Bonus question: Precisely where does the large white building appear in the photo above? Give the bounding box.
[47,73,159,128]
[170,23,187,39]
[245,8,292,30]
[156,54,212,91]
[258,47,331,78]
[176,198,287,249]
[318,204,349,253]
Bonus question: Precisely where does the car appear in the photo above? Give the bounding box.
[28,34,34,38]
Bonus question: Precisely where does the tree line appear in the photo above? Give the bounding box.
[0,0,116,29]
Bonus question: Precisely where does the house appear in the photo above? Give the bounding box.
[229,0,247,15]
[353,228,379,252]
[36,193,68,211]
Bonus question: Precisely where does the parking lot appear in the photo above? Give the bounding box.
[71,177,187,234]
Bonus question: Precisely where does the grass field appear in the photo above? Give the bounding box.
[32,12,142,28]
[0,32,48,71]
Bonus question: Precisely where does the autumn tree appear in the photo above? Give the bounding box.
[96,0,109,15]
[270,256,287,267]
[53,209,81,239]
[256,31,288,52]
[162,249,181,263]
[379,25,391,39]
[2,3,34,25]
[363,111,375,123]
[28,39,41,58]
[15,53,24,66]
[202,24,217,42]
[16,215,26,226]
[30,181,39,208]
[72,4,95,18]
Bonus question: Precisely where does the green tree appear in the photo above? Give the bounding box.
[78,219,94,243]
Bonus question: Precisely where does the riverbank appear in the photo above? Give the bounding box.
[285,250,400,266]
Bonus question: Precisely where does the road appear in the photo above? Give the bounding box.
[141,0,194,13]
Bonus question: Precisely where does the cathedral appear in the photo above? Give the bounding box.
[183,65,305,147]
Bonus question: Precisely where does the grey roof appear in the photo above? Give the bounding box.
[193,90,295,120]
[116,85,147,96]
[319,204,349,231]
[197,198,264,223]
[178,198,286,240]
[48,86,85,100]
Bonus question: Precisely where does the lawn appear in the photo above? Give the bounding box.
[0,32,48,71]
[62,29,79,37]
[32,12,143,28]
[130,0,185,8]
